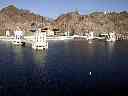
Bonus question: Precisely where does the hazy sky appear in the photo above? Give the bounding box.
[0,0,128,18]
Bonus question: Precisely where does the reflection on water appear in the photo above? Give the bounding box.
[107,42,115,53]
[87,41,95,58]
[105,42,115,61]
[32,50,47,65]
[12,46,24,64]
[88,40,92,44]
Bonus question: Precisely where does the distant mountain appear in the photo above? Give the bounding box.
[0,5,50,35]
[52,11,128,35]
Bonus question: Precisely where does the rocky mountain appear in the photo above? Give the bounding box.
[0,5,50,35]
[52,11,128,36]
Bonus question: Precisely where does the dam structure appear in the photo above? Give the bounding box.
[32,28,48,50]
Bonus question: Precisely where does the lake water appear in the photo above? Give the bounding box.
[0,40,128,96]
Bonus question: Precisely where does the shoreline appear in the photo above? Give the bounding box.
[0,36,82,41]
[0,35,116,43]
[0,36,75,43]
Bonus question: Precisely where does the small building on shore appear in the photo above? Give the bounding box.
[64,31,70,36]
[47,30,54,36]
[86,32,94,40]
[5,30,10,37]
[106,32,116,42]
[52,28,64,36]
[42,26,54,36]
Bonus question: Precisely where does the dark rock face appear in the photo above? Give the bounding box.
[0,5,128,36]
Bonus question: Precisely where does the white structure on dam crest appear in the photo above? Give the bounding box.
[87,32,94,40]
[106,32,116,42]
[12,27,25,46]
[32,28,48,50]
[5,30,10,37]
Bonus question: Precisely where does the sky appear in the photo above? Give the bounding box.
[0,0,128,18]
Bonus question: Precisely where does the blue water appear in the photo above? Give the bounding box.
[0,40,128,96]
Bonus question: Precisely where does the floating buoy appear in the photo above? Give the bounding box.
[89,72,91,75]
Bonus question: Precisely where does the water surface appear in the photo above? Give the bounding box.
[0,40,128,95]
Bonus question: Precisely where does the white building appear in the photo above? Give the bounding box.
[12,27,25,46]
[64,31,70,36]
[86,32,94,40]
[5,30,10,37]
[32,28,48,50]
[106,32,116,42]
[47,29,54,36]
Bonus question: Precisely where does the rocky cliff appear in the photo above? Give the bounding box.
[0,5,50,35]
[52,11,128,35]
